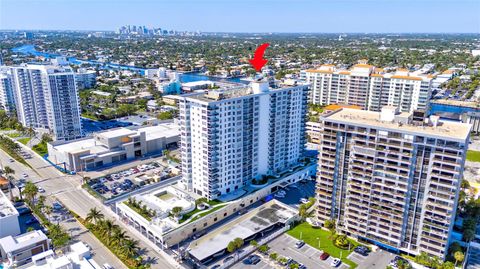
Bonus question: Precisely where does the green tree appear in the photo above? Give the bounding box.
[86,207,105,224]
[463,228,475,242]
[334,234,349,249]
[258,244,269,254]
[171,206,183,217]
[2,166,15,200]
[195,197,208,206]
[269,252,278,261]
[22,182,38,206]
[454,251,464,266]
[250,240,258,247]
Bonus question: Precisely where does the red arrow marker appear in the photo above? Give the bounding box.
[249,43,270,71]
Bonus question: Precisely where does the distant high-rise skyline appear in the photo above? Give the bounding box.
[1,0,479,33]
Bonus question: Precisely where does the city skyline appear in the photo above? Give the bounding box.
[0,0,479,33]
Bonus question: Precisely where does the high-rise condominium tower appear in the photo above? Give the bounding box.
[178,81,309,200]
[8,64,82,141]
[305,64,433,113]
[315,106,471,259]
[0,71,15,113]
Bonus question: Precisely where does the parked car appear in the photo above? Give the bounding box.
[22,173,28,178]
[354,246,369,256]
[330,258,341,267]
[52,201,63,210]
[244,254,261,265]
[17,207,31,215]
[9,158,14,162]
[300,198,309,204]
[223,256,234,264]
[38,187,45,193]
[295,240,305,248]
[320,252,330,260]
[25,217,38,225]
[103,263,113,269]
[210,265,221,269]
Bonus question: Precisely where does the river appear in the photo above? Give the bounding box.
[12,44,248,84]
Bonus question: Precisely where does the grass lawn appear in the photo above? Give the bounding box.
[287,222,358,269]
[32,141,48,156]
[179,200,226,224]
[6,132,21,138]
[18,137,31,145]
[467,150,480,162]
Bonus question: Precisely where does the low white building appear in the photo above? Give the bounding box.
[19,242,99,269]
[0,190,20,238]
[181,80,215,92]
[47,123,180,172]
[0,230,50,267]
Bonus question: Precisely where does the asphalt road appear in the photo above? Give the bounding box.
[0,144,178,269]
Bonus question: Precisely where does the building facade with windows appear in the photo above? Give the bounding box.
[0,71,15,113]
[305,64,433,113]
[315,106,471,259]
[7,64,83,141]
[47,123,180,172]
[178,81,309,200]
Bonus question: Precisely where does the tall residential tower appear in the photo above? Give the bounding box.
[9,64,83,141]
[305,64,433,113]
[178,81,309,200]
[315,106,471,259]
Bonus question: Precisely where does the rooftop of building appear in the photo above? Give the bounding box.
[188,200,296,262]
[185,80,308,103]
[117,184,195,235]
[324,107,472,142]
[431,99,480,109]
[0,230,48,254]
[0,189,18,218]
[49,122,180,153]
[306,63,433,82]
[324,103,362,111]
[18,242,98,269]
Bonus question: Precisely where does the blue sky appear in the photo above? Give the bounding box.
[1,0,479,33]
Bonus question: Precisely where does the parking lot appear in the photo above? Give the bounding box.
[267,234,349,269]
[273,180,316,208]
[87,161,178,199]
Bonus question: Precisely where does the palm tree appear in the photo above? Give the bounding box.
[122,239,139,258]
[22,182,38,206]
[100,219,119,239]
[86,207,105,224]
[112,229,129,248]
[2,166,15,200]
[44,206,53,221]
[454,251,464,266]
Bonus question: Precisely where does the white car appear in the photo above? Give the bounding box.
[22,173,28,178]
[103,263,113,269]
[330,258,341,267]
[300,198,309,204]
[274,193,285,198]
[38,187,45,193]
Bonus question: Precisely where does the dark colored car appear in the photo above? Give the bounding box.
[25,217,38,225]
[245,255,261,265]
[320,252,330,260]
[354,246,369,256]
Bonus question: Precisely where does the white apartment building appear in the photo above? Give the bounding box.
[315,106,471,259]
[0,230,49,267]
[74,69,97,90]
[0,190,20,238]
[305,64,433,113]
[178,80,309,200]
[7,64,83,141]
[0,72,15,113]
